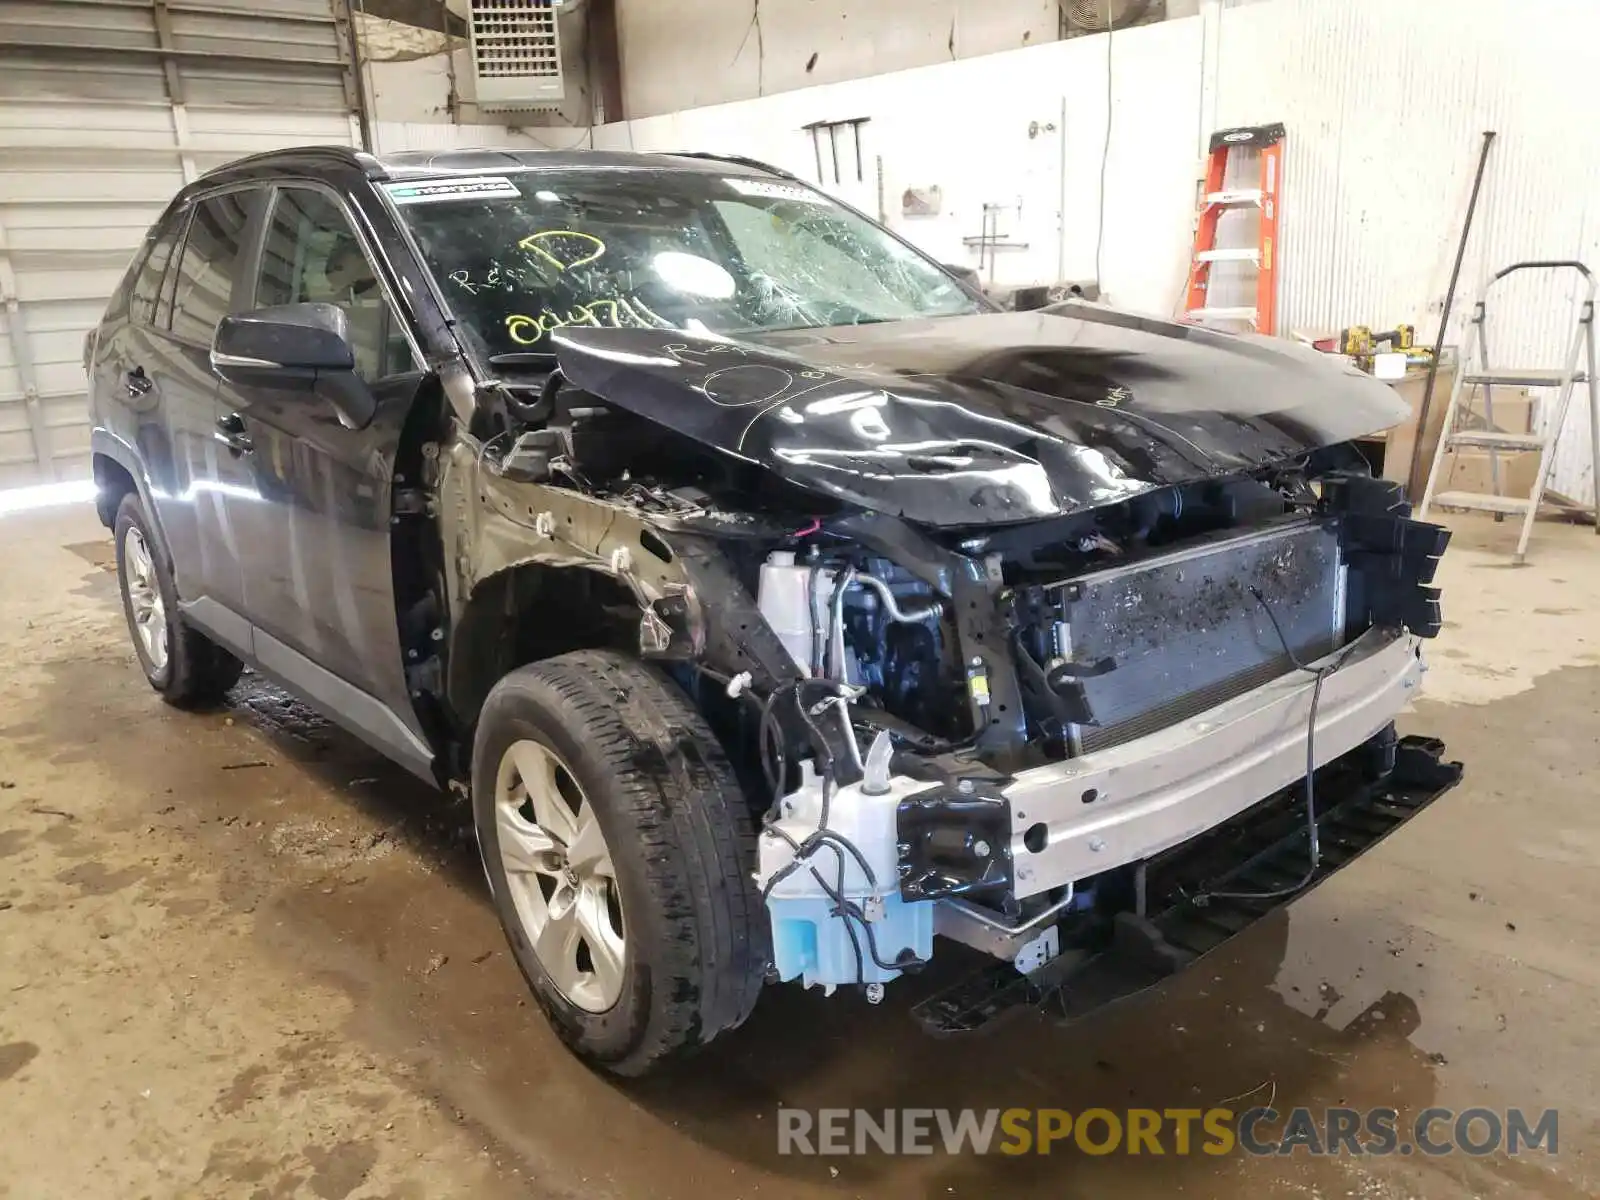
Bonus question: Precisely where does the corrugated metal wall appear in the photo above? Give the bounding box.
[1210,0,1600,503]
[0,0,363,489]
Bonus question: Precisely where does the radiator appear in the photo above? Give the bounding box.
[1050,520,1346,754]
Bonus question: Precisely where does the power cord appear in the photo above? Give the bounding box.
[1094,1,1116,291]
[732,0,765,97]
[1197,586,1364,904]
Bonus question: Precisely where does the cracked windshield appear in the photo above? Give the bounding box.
[387,169,980,363]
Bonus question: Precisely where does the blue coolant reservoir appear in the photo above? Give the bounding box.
[756,766,936,992]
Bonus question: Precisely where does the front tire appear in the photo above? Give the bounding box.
[114,493,242,706]
[471,650,768,1076]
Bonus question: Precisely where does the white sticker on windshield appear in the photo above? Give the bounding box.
[384,175,521,205]
[723,177,836,205]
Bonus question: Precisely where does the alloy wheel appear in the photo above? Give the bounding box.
[494,739,627,1012]
[123,525,168,674]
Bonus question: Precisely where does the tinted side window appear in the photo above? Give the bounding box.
[169,191,256,344]
[129,209,183,327]
[154,208,189,330]
[256,187,411,379]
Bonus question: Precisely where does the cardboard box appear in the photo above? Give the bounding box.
[1465,389,1533,434]
[1381,367,1456,495]
[1380,372,1536,495]
[1439,447,1542,498]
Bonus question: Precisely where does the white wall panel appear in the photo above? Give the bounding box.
[616,0,1063,118]
[596,17,1204,316]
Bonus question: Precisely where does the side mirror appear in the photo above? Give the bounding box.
[211,303,375,429]
[1008,285,1053,312]
[942,263,983,293]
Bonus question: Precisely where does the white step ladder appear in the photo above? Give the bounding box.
[1419,260,1599,564]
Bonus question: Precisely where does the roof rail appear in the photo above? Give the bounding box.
[667,151,799,181]
[197,144,384,181]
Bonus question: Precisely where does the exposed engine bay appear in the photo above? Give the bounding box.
[444,311,1455,1014]
[752,474,1351,761]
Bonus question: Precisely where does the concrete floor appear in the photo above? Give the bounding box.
[1,504,1598,1200]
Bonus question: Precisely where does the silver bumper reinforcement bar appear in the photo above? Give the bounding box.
[1002,628,1424,899]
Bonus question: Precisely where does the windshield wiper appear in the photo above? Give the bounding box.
[488,352,558,367]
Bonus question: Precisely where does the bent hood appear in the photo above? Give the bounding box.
[548,306,1407,528]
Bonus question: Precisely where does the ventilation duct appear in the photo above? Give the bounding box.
[467,0,565,109]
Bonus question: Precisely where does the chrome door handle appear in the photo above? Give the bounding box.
[214,412,253,455]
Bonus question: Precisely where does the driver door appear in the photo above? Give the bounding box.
[224,182,429,765]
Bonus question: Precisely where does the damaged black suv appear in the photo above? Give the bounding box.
[88,147,1456,1076]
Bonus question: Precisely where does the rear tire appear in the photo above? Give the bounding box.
[472,650,768,1076]
[114,493,242,707]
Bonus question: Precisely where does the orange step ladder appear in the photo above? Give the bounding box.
[1183,122,1284,335]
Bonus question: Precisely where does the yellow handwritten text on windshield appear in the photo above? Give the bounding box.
[505,295,664,345]
[517,230,606,271]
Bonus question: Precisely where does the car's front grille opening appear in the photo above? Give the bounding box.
[1027,520,1347,755]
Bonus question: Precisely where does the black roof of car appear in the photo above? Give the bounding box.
[192,145,788,190]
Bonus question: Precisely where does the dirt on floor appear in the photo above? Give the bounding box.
[2,505,1599,1200]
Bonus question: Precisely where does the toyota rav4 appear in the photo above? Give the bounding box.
[87,146,1459,1076]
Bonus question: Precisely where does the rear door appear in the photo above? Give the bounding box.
[154,188,268,640]
[90,203,188,567]
[227,181,431,768]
